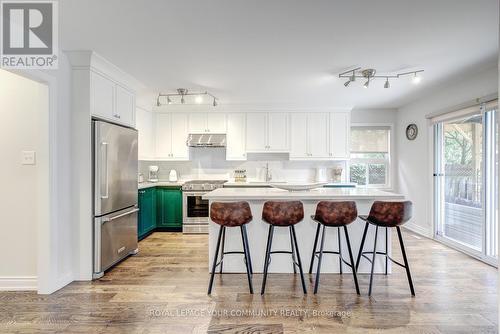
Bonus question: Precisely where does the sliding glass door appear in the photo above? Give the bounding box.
[434,103,497,264]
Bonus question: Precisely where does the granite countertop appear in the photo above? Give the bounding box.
[203,187,403,201]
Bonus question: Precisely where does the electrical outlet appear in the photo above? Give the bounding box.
[21,151,36,165]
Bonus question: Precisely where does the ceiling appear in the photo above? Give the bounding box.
[60,0,498,109]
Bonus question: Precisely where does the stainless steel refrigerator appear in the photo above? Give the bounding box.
[93,120,138,279]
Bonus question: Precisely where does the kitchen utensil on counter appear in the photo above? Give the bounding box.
[138,173,144,183]
[169,169,178,182]
[148,165,159,182]
[315,167,327,182]
[332,167,343,183]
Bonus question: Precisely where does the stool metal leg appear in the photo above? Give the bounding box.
[396,226,415,296]
[385,227,388,275]
[240,226,253,294]
[219,226,226,274]
[290,225,307,294]
[242,225,253,275]
[338,228,343,274]
[261,225,274,295]
[368,226,379,297]
[290,227,297,274]
[309,223,321,274]
[314,225,326,294]
[208,225,224,295]
[343,226,360,295]
[356,221,369,271]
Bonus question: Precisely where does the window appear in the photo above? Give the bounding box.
[349,126,391,188]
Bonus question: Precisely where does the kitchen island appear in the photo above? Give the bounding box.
[203,187,405,274]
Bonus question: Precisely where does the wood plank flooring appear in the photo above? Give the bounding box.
[0,229,497,333]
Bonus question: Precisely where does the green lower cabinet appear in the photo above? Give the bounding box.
[156,187,183,230]
[138,187,157,240]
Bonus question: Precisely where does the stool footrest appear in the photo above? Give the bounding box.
[314,251,353,269]
[361,251,407,268]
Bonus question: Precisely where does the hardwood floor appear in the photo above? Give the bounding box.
[0,230,497,333]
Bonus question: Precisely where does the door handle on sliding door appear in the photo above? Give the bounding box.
[101,142,109,199]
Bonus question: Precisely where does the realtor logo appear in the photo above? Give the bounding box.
[1,0,58,69]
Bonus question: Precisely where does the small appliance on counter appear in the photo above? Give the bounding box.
[138,173,144,183]
[169,169,178,182]
[331,167,343,183]
[148,165,159,182]
[315,167,328,182]
[234,169,247,182]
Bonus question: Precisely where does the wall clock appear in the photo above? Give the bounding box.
[406,123,418,140]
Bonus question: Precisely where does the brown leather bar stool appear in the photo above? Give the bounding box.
[261,201,307,294]
[309,201,360,295]
[208,201,253,294]
[355,201,415,296]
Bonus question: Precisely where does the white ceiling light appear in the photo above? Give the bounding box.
[156,88,219,106]
[339,67,424,89]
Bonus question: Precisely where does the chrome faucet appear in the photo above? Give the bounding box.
[265,163,272,182]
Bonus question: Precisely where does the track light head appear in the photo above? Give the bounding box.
[384,78,390,89]
[412,72,421,84]
[363,79,370,88]
[344,80,351,87]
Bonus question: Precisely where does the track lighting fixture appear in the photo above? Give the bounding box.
[156,88,219,106]
[339,67,424,89]
[384,78,390,89]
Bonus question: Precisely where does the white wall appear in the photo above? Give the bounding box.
[0,70,48,290]
[396,65,498,237]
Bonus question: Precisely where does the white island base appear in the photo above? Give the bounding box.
[204,187,405,274]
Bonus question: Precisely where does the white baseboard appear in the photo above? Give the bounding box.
[404,223,433,239]
[0,276,37,291]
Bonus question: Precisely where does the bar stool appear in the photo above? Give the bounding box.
[261,201,307,294]
[355,201,415,296]
[309,201,360,294]
[208,201,253,294]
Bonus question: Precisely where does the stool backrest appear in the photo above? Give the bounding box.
[210,201,253,226]
[262,201,304,226]
[368,201,412,226]
[314,201,357,226]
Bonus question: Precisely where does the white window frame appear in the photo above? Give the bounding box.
[349,123,393,190]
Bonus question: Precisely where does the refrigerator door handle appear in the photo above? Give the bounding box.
[102,207,140,223]
[101,141,109,199]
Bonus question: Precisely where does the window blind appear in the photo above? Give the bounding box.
[350,126,390,153]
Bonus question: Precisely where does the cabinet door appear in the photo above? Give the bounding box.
[157,188,183,228]
[115,85,135,126]
[188,113,207,133]
[136,107,154,159]
[207,113,227,133]
[138,188,156,239]
[308,113,329,158]
[245,113,267,152]
[155,113,172,158]
[226,113,246,160]
[329,112,350,159]
[171,113,189,160]
[90,71,114,120]
[267,112,289,151]
[289,113,308,159]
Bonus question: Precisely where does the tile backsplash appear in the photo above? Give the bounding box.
[139,147,347,182]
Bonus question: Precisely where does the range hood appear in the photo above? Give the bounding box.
[186,133,226,147]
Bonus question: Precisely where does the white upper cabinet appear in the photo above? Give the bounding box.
[308,113,329,158]
[329,111,350,159]
[246,112,289,152]
[90,71,135,127]
[188,112,226,133]
[136,107,154,160]
[290,112,329,159]
[154,113,189,160]
[226,113,246,160]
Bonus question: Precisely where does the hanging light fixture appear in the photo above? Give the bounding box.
[156,89,219,106]
[339,67,424,89]
[384,77,390,89]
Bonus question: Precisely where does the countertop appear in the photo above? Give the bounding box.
[223,181,357,187]
[203,187,404,201]
[138,181,184,189]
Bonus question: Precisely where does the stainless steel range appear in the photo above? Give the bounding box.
[182,180,226,234]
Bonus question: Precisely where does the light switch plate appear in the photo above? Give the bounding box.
[21,151,36,165]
